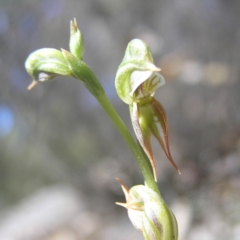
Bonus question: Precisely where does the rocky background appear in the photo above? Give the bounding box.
[0,0,240,239]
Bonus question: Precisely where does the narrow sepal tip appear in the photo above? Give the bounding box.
[28,80,38,90]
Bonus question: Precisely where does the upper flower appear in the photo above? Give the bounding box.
[25,19,104,97]
[25,18,85,90]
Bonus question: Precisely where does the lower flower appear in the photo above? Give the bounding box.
[116,178,178,240]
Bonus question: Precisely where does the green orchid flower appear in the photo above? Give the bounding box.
[115,39,180,181]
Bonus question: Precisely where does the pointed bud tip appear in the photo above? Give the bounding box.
[178,169,181,175]
[116,178,127,188]
[116,178,129,200]
[73,18,78,27]
[28,80,38,90]
[116,178,129,192]
[153,67,161,72]
[147,63,161,72]
[115,202,128,208]
[70,18,78,30]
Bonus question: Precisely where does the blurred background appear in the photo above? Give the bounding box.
[0,0,240,239]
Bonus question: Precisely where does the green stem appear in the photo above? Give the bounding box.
[68,59,159,194]
[96,93,160,195]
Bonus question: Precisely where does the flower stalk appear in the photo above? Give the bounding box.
[96,93,159,193]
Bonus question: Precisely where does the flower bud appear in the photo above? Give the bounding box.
[69,18,84,60]
[116,178,178,240]
[25,48,71,89]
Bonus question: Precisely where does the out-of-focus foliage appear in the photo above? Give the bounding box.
[0,0,240,239]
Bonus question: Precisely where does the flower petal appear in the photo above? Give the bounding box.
[130,70,153,96]
[145,72,165,96]
[131,102,158,182]
[130,71,166,101]
[151,98,181,175]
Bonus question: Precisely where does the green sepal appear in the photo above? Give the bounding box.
[131,98,181,182]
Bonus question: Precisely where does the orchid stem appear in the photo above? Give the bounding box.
[95,92,160,195]
[70,63,160,193]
